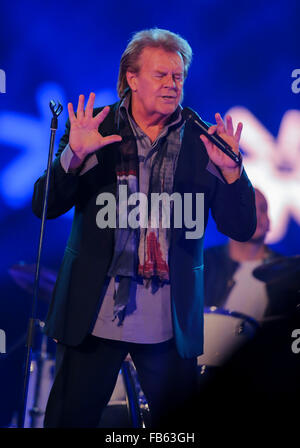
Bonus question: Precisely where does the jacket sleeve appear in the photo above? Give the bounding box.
[210,167,257,242]
[31,118,82,219]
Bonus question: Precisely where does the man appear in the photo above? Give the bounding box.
[32,28,256,428]
[204,188,298,322]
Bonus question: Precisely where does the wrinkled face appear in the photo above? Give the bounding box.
[126,47,185,123]
[251,189,270,242]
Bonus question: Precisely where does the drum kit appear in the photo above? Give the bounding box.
[198,255,300,369]
[8,254,300,427]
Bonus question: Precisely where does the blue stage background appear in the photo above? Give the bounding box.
[0,0,299,426]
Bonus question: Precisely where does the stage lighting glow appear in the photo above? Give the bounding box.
[0,83,117,210]
[227,107,300,243]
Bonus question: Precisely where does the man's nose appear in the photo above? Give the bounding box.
[164,74,177,88]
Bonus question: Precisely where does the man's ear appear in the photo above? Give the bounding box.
[126,71,137,92]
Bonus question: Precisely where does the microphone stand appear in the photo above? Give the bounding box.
[17,100,63,428]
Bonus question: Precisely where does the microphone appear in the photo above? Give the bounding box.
[182,107,242,165]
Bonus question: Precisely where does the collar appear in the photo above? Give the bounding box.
[118,92,183,133]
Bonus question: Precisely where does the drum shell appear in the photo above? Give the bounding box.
[197,307,258,367]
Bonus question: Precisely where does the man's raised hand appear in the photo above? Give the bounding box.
[67,92,122,163]
[200,113,242,183]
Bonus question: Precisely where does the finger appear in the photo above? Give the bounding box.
[215,113,226,134]
[85,92,96,118]
[67,102,76,124]
[207,125,217,135]
[225,115,234,136]
[234,122,243,143]
[77,94,85,120]
[200,134,212,151]
[200,134,221,161]
[94,106,110,125]
[101,134,122,147]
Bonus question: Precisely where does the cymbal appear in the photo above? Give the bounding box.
[253,255,300,283]
[9,262,57,302]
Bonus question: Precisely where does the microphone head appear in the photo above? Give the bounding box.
[181,106,203,124]
[181,107,194,122]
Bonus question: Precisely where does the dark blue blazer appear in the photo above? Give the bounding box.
[32,102,256,358]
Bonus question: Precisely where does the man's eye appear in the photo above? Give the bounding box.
[153,73,183,81]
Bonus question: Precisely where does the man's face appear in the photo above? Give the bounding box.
[127,47,185,123]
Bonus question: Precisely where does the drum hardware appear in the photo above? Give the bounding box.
[99,358,149,428]
[9,262,57,304]
[121,360,145,428]
[252,255,300,283]
[125,359,149,417]
[29,408,44,417]
[199,365,207,375]
[24,320,55,428]
[236,321,245,335]
[9,262,57,427]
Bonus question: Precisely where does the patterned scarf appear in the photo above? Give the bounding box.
[107,97,184,320]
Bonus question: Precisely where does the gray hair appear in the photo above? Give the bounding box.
[117,28,193,98]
